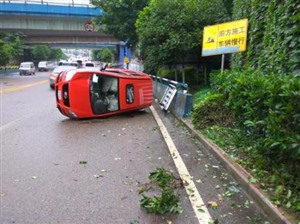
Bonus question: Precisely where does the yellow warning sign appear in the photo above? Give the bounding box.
[124,57,129,63]
[202,19,248,56]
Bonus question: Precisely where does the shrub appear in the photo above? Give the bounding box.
[206,69,300,175]
[192,93,232,130]
[157,68,176,79]
[183,66,199,86]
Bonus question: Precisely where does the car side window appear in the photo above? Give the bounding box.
[126,84,134,104]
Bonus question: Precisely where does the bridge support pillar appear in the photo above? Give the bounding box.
[119,42,131,68]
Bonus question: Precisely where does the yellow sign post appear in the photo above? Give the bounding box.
[202,19,248,57]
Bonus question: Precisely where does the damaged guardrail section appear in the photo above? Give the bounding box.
[151,75,192,118]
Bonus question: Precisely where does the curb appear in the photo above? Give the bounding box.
[178,117,297,224]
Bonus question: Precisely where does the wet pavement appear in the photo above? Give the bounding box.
[1,71,272,223]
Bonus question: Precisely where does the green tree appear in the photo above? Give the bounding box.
[0,32,25,65]
[136,0,230,73]
[32,45,51,62]
[92,49,101,61]
[0,40,12,66]
[91,0,149,47]
[99,48,114,63]
[9,36,25,63]
[49,48,64,61]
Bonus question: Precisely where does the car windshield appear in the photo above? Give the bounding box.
[20,64,30,68]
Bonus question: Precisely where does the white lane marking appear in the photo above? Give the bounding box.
[0,113,35,132]
[150,106,212,223]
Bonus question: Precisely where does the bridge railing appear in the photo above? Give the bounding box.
[1,0,93,7]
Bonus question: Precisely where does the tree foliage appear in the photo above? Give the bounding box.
[99,48,114,63]
[32,45,51,61]
[91,0,149,47]
[31,45,64,62]
[49,48,64,61]
[136,0,230,73]
[0,32,26,64]
[0,40,12,66]
[231,0,300,74]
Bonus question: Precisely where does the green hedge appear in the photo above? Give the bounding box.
[191,0,300,215]
[192,92,232,130]
[209,69,300,172]
[231,0,300,74]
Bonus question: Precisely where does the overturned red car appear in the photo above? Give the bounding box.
[55,67,153,119]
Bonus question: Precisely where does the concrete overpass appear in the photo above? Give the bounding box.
[0,0,119,48]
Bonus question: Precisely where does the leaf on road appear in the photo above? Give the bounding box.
[227,185,240,194]
[79,160,87,164]
[187,188,195,193]
[197,208,205,213]
[248,177,257,183]
[208,201,218,210]
[32,176,37,179]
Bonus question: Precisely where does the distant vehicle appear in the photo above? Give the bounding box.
[38,61,49,71]
[76,60,83,68]
[49,65,77,89]
[58,61,79,67]
[55,67,153,119]
[19,62,36,76]
[84,62,95,67]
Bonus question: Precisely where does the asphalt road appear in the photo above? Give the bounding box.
[0,71,271,224]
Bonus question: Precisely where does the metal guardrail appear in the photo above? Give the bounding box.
[1,0,93,7]
[150,75,188,91]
